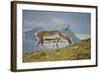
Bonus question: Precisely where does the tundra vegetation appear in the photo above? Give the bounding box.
[23,38,90,62]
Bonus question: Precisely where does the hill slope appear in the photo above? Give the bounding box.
[23,39,91,62]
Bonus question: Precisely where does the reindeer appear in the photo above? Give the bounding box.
[35,30,72,48]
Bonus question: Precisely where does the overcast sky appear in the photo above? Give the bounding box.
[23,10,91,39]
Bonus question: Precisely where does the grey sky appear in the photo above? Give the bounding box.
[23,10,91,39]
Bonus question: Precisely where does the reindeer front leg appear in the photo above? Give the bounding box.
[55,39,59,48]
[67,37,72,45]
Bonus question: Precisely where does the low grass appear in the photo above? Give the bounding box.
[23,39,91,62]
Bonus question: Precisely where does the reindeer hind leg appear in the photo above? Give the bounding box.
[35,41,41,47]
